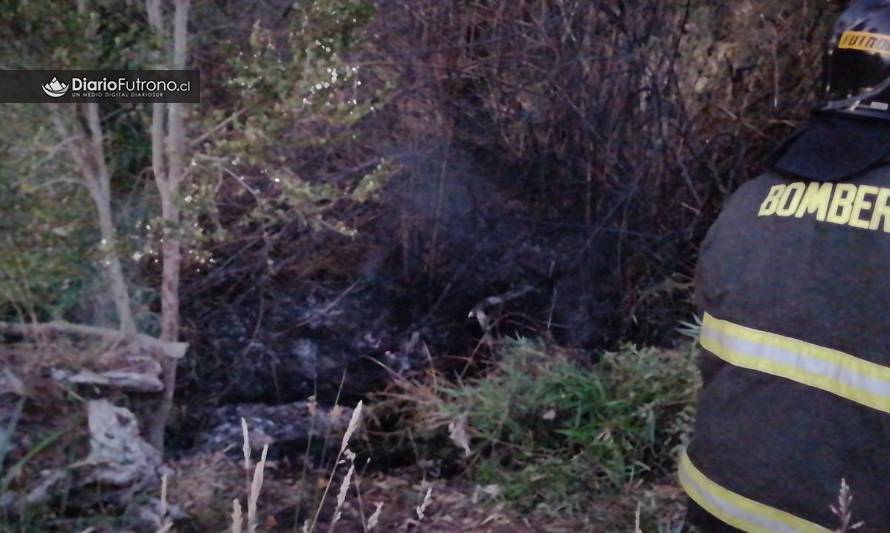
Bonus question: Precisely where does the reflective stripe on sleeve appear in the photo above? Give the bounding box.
[679,450,832,533]
[701,313,890,413]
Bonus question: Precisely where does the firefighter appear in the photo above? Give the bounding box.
[683,2,890,531]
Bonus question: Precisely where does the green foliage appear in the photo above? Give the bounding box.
[0,121,161,325]
[0,0,162,322]
[0,0,157,68]
[190,0,392,244]
[0,131,96,320]
[0,0,394,320]
[429,339,700,513]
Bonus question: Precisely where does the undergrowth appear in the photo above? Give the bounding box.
[383,338,700,516]
[2,338,700,531]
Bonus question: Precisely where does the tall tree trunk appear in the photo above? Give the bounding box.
[85,102,138,334]
[50,106,136,334]
[148,0,190,452]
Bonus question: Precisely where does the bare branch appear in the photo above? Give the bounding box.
[152,103,167,187]
[190,109,244,148]
[85,102,111,199]
[50,105,136,333]
[0,321,188,360]
[146,0,163,34]
[49,107,95,188]
[172,0,189,70]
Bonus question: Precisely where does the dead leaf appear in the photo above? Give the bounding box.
[448,414,471,457]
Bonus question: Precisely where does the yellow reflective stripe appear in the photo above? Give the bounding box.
[701,313,890,413]
[679,451,831,533]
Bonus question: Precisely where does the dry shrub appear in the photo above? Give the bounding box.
[363,0,834,342]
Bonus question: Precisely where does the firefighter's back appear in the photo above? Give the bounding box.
[687,167,890,531]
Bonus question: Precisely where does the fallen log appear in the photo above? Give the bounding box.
[0,320,188,360]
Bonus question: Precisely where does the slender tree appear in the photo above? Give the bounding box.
[146,0,191,451]
[0,0,192,453]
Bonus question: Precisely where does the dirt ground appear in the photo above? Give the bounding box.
[167,451,686,532]
[331,475,687,532]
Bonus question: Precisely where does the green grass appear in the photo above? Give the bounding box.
[402,338,700,515]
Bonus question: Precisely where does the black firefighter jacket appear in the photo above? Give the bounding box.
[684,166,890,532]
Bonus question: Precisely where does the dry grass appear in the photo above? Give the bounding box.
[231,499,243,533]
[214,400,370,533]
[308,400,363,532]
[155,473,173,533]
[831,478,864,532]
[229,419,269,533]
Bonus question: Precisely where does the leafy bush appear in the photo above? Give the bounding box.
[0,138,96,321]
[387,338,700,514]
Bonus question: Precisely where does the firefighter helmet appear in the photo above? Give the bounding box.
[823,0,890,119]
[769,0,890,182]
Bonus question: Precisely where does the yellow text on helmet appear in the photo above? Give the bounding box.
[838,30,890,57]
